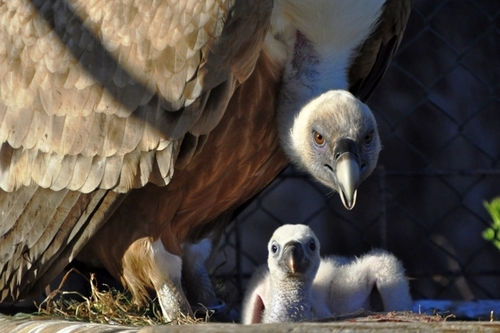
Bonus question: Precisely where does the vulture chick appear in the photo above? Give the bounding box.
[241,224,329,324]
[313,249,413,314]
[242,225,412,324]
[0,0,413,321]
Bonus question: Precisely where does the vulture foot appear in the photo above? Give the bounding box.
[122,238,193,322]
[149,240,193,322]
[156,278,193,322]
[182,239,219,312]
[182,238,236,322]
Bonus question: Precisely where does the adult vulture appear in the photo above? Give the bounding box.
[0,0,413,321]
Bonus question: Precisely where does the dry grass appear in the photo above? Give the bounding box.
[35,268,205,326]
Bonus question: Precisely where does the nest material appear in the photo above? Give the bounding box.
[36,269,205,326]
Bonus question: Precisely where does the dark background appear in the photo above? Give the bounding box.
[214,0,500,305]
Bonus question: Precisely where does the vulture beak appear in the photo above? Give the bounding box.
[334,138,360,210]
[280,241,307,274]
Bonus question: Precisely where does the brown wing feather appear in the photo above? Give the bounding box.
[348,0,414,101]
[0,0,263,193]
[0,187,125,302]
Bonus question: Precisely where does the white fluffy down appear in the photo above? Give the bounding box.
[313,249,413,315]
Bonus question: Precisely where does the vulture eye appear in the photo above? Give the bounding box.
[309,240,316,251]
[313,131,325,146]
[364,131,374,145]
[271,244,278,254]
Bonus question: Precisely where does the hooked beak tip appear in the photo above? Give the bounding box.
[340,189,358,210]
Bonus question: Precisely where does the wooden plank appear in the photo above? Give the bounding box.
[3,315,500,333]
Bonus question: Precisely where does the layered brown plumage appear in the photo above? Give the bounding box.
[76,51,288,307]
[0,0,413,319]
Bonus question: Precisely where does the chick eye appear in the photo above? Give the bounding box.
[313,131,325,146]
[309,240,316,251]
[271,244,278,253]
[364,131,374,145]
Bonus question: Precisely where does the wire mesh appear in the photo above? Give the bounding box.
[213,0,500,307]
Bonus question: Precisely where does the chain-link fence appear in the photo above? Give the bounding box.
[213,0,500,307]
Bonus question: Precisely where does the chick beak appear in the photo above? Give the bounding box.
[281,241,305,274]
[334,138,360,210]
